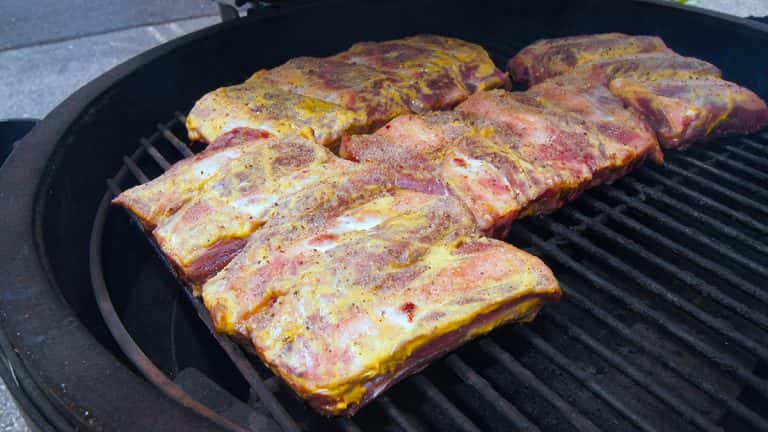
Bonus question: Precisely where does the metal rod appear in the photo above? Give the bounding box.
[541,311,721,432]
[699,149,768,183]
[563,288,768,431]
[410,375,482,432]
[444,355,540,432]
[141,138,172,171]
[515,328,657,432]
[336,418,363,432]
[515,227,768,399]
[607,184,768,269]
[157,123,194,158]
[724,144,768,169]
[673,155,768,200]
[641,170,768,234]
[661,163,768,215]
[582,195,768,307]
[540,217,768,363]
[378,395,424,432]
[181,290,300,432]
[740,138,768,154]
[122,156,150,184]
[477,340,601,432]
[562,205,768,331]
[91,189,249,432]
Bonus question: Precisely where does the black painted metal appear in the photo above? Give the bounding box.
[2,0,768,431]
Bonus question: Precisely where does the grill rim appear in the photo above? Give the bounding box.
[1,0,768,430]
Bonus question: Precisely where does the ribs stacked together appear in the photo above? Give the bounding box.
[114,34,768,415]
[345,33,768,235]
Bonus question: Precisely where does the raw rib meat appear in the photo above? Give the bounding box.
[508,33,670,85]
[610,76,768,149]
[114,130,393,285]
[509,33,767,150]
[341,87,660,237]
[186,35,507,146]
[202,189,560,415]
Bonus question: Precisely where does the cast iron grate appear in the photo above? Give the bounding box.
[91,106,768,431]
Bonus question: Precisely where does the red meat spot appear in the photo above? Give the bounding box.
[307,233,338,247]
[400,302,417,322]
[453,158,468,168]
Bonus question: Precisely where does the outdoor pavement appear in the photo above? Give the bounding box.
[0,1,766,431]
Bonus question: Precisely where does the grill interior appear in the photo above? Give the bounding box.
[56,1,768,428]
[91,71,768,432]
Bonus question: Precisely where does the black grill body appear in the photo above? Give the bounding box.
[1,1,767,431]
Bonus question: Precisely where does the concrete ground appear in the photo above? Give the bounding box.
[0,1,766,431]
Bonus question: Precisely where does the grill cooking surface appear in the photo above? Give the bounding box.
[92,46,768,431]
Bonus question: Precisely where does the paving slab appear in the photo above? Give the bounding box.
[0,0,216,51]
[0,16,219,120]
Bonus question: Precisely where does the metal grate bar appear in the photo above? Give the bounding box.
[378,395,424,432]
[641,170,768,234]
[141,138,172,171]
[477,340,601,432]
[674,155,768,200]
[740,138,768,154]
[444,355,540,432]
[115,141,301,432]
[541,310,721,432]
[541,217,768,362]
[561,205,768,331]
[122,156,150,184]
[410,375,482,432]
[515,327,657,432]
[563,288,768,431]
[698,149,768,183]
[157,123,194,158]
[516,227,768,399]
[607,184,768,268]
[175,111,188,125]
[724,144,768,168]
[582,195,768,306]
[336,418,362,432]
[661,163,768,215]
[182,293,300,432]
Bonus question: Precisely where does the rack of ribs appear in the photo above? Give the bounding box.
[114,131,393,286]
[508,33,768,148]
[202,188,560,415]
[342,82,661,237]
[186,35,508,147]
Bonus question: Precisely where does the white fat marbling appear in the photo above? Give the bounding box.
[231,195,276,219]
[327,216,385,235]
[193,148,241,180]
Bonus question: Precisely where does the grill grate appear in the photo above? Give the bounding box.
[91,106,768,430]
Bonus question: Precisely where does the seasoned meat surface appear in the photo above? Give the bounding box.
[185,79,367,147]
[202,190,560,415]
[341,87,660,236]
[508,33,670,85]
[114,130,393,285]
[611,77,768,149]
[508,33,767,150]
[187,35,507,146]
[561,52,721,86]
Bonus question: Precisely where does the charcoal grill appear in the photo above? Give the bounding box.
[1,0,768,430]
